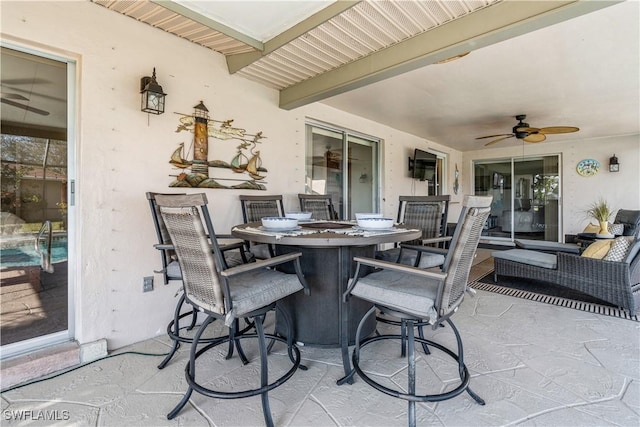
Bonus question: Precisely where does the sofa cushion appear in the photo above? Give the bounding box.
[515,239,580,254]
[608,222,625,236]
[492,249,557,269]
[581,239,614,259]
[613,209,640,237]
[583,223,600,234]
[603,236,633,262]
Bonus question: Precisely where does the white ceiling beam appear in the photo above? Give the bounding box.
[150,0,264,51]
[226,1,361,74]
[279,0,621,110]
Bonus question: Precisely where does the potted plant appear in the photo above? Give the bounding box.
[585,198,613,235]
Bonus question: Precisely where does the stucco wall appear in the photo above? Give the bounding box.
[2,1,463,349]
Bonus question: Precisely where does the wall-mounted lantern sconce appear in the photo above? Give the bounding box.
[609,154,619,172]
[140,68,166,115]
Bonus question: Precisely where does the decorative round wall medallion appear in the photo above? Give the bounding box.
[576,159,600,177]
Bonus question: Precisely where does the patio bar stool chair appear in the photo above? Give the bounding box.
[374,195,450,355]
[146,192,254,369]
[239,194,285,258]
[338,195,492,427]
[156,193,309,425]
[298,193,338,220]
[376,195,450,269]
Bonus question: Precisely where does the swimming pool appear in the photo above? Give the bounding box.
[0,237,68,269]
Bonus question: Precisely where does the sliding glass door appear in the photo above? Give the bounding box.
[1,45,75,357]
[474,155,561,242]
[305,123,380,219]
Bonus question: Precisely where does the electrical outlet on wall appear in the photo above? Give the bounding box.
[143,276,154,292]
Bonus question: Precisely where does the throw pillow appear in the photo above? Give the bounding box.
[608,222,625,236]
[603,236,633,262]
[583,223,600,234]
[581,239,614,259]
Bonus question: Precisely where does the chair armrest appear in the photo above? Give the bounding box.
[421,236,452,246]
[221,252,310,295]
[155,240,247,253]
[344,256,446,302]
[400,243,448,257]
[221,252,302,276]
[154,243,174,251]
[218,241,246,252]
[352,256,447,280]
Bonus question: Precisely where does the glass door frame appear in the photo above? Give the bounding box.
[305,120,381,219]
[472,153,562,243]
[0,41,76,359]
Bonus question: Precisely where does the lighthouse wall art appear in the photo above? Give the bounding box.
[168,101,268,190]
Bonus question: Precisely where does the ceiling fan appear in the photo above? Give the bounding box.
[0,92,50,116]
[476,114,578,146]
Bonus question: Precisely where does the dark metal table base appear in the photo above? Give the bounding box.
[274,245,377,375]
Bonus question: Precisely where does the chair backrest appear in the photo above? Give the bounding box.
[155,193,228,315]
[298,193,337,220]
[398,195,450,244]
[239,195,285,223]
[436,195,492,319]
[146,192,185,283]
[614,209,640,237]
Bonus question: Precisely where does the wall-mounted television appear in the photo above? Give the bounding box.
[408,149,437,181]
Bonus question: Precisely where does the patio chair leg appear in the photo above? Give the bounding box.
[407,320,416,427]
[337,306,377,386]
[158,293,187,369]
[186,307,197,330]
[167,315,215,420]
[158,340,180,370]
[230,320,249,365]
[225,320,236,360]
[254,314,275,427]
[275,305,307,370]
[400,320,407,357]
[417,325,431,355]
[446,318,485,405]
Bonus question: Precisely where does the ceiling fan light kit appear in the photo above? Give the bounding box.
[477,114,579,146]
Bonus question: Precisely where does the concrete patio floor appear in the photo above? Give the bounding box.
[1,251,639,426]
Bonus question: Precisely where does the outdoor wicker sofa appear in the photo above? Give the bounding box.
[493,239,640,313]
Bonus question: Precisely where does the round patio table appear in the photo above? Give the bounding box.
[232,221,422,377]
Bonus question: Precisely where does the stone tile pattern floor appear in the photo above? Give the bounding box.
[2,251,639,426]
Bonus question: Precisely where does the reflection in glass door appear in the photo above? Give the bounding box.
[305,123,380,219]
[474,155,560,242]
[1,46,73,355]
[347,135,378,217]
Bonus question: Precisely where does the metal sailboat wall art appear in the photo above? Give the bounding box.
[168,101,268,190]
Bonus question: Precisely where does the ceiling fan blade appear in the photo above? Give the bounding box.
[523,133,546,143]
[515,126,540,133]
[476,133,513,140]
[484,135,514,146]
[0,98,50,116]
[0,92,29,101]
[538,126,580,134]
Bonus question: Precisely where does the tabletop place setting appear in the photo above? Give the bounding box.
[233,211,417,238]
